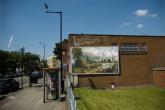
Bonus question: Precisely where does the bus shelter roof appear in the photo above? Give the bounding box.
[42,67,60,73]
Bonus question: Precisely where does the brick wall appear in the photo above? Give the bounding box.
[153,68,165,88]
[67,34,165,87]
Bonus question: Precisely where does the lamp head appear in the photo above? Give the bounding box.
[44,3,48,12]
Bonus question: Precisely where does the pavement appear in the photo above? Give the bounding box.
[0,79,66,110]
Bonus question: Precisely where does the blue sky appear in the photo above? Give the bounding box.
[0,0,164,58]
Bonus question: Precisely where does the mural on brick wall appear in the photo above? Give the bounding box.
[70,46,119,74]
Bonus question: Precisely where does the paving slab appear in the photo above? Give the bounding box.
[0,84,66,110]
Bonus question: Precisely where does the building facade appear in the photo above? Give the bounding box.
[47,55,57,68]
[65,34,165,88]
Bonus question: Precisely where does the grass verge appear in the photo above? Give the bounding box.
[74,87,165,110]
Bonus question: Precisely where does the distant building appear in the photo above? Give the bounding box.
[47,55,57,68]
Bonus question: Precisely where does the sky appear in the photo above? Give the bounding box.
[82,47,118,60]
[0,0,164,58]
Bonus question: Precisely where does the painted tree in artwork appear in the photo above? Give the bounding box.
[72,48,83,68]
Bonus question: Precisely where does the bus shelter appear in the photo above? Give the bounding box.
[42,67,61,103]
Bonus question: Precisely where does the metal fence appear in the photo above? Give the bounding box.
[67,74,77,110]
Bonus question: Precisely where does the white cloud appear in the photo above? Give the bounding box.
[135,9,148,16]
[137,24,143,28]
[150,14,158,18]
[122,22,130,26]
[134,9,158,18]
[82,47,118,60]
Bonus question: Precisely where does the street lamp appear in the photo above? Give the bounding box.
[20,47,25,89]
[44,3,62,101]
[39,42,45,60]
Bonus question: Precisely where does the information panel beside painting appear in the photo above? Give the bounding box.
[70,46,119,75]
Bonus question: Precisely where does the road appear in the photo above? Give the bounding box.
[0,79,66,110]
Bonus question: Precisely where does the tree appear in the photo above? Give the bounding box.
[72,48,83,68]
[0,50,9,76]
[23,52,40,75]
[53,42,61,60]
[108,59,112,63]
[53,39,67,60]
[0,50,41,77]
[38,59,48,69]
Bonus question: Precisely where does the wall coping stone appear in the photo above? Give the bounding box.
[152,67,165,71]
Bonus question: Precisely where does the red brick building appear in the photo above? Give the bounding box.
[63,34,165,88]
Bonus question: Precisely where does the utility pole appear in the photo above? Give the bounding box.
[20,47,25,89]
[44,3,62,101]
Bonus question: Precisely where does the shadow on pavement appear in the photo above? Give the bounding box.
[61,96,66,102]
[31,83,43,87]
[0,95,7,101]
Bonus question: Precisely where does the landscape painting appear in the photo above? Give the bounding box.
[70,46,119,74]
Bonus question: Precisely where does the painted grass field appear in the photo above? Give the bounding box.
[74,87,165,110]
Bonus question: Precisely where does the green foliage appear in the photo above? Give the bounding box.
[72,48,83,68]
[53,42,61,60]
[53,39,67,60]
[74,87,165,110]
[108,59,112,63]
[23,52,40,74]
[0,50,10,75]
[0,50,42,76]
[39,59,48,69]
[72,48,83,59]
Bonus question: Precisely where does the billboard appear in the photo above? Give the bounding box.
[70,46,119,75]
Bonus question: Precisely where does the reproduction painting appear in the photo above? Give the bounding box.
[70,46,119,74]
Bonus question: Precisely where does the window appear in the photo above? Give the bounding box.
[141,43,148,52]
[119,43,148,54]
[120,43,139,52]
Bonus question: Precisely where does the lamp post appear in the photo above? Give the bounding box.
[44,3,62,101]
[20,47,25,89]
[39,42,45,60]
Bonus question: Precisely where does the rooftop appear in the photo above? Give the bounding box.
[69,33,165,38]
